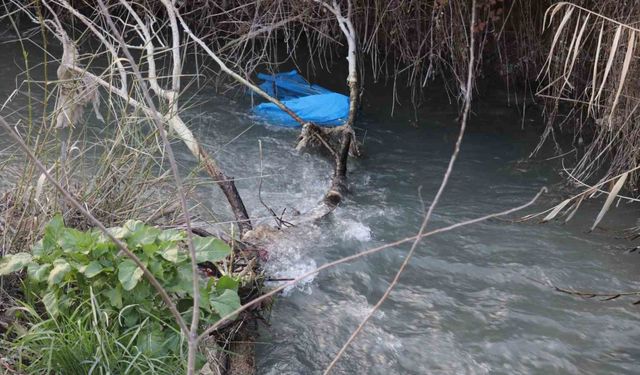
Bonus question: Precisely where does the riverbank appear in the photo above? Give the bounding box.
[1,1,640,374]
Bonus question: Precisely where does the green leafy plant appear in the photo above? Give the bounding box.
[3,295,188,374]
[0,214,243,367]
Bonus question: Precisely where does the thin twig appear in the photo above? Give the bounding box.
[525,276,640,301]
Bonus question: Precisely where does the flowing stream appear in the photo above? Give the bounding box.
[1,34,640,375]
[183,79,640,374]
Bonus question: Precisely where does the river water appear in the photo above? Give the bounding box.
[182,78,640,374]
[1,33,640,375]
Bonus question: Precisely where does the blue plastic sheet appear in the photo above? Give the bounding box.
[252,70,349,127]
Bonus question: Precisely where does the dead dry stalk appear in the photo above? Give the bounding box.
[535,1,640,227]
[47,0,253,236]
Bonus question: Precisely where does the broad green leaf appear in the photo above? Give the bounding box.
[58,228,94,253]
[148,259,165,280]
[142,243,159,257]
[43,215,65,253]
[44,214,64,238]
[32,239,44,256]
[124,220,145,233]
[195,353,207,373]
[108,226,129,240]
[80,261,104,278]
[58,294,72,315]
[48,259,71,286]
[176,262,194,292]
[118,259,144,291]
[137,324,168,355]
[132,282,154,304]
[92,240,116,257]
[122,307,140,327]
[193,236,231,263]
[179,306,195,325]
[27,262,51,282]
[100,259,115,268]
[210,289,241,320]
[166,263,193,294]
[199,287,211,313]
[127,225,160,247]
[103,286,123,308]
[164,333,188,358]
[108,220,144,240]
[158,242,183,263]
[216,275,239,292]
[0,253,32,275]
[42,291,59,317]
[158,228,185,242]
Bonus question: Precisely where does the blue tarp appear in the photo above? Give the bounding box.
[252,70,349,127]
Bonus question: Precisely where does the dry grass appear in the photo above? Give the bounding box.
[537,2,640,188]
[0,2,205,260]
[10,1,542,103]
[531,1,640,227]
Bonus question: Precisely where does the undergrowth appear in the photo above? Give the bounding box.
[2,298,188,374]
[0,215,245,373]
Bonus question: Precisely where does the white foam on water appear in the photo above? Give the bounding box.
[263,225,322,295]
[340,219,372,242]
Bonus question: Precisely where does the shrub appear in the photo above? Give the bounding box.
[0,215,242,371]
[3,297,188,374]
